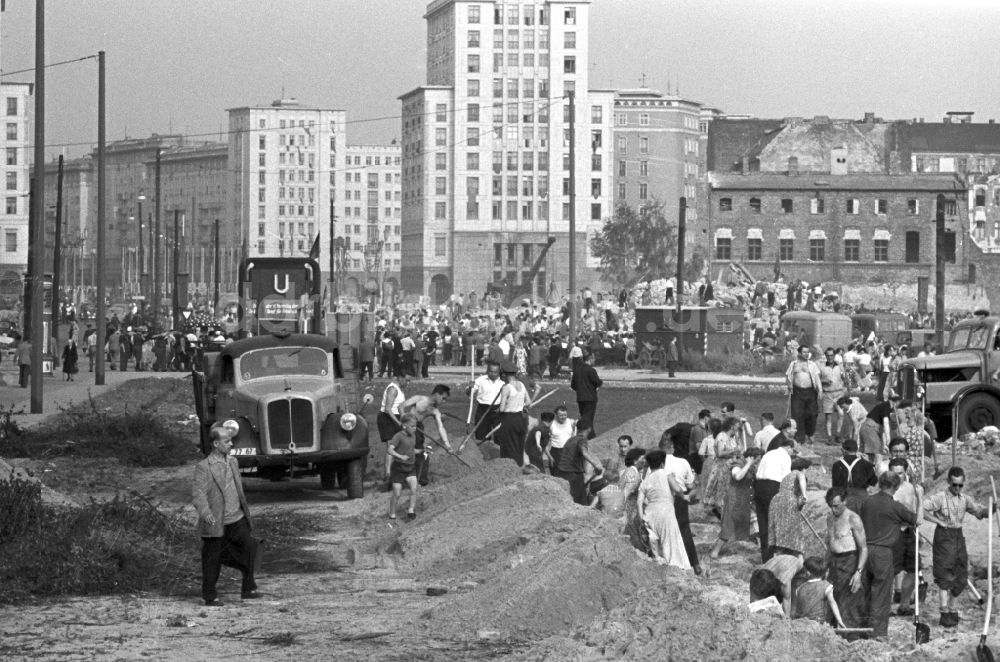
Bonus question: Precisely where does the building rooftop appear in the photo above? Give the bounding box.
[709,172,966,192]
[899,122,1000,153]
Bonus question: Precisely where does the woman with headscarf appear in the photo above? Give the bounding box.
[768,460,824,558]
[709,446,763,559]
[637,450,692,569]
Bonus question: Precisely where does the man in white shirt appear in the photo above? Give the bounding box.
[753,437,794,561]
[753,412,780,451]
[545,405,577,472]
[661,433,701,574]
[469,361,504,443]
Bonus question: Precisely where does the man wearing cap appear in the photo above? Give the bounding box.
[192,425,259,606]
[571,351,602,440]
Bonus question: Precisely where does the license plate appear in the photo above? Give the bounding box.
[229,447,256,456]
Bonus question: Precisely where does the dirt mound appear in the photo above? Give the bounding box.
[586,396,709,461]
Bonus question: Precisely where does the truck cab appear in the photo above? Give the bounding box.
[900,313,1000,439]
[193,331,370,497]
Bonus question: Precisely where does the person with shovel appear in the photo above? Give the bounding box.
[923,466,991,628]
[824,487,869,631]
[401,384,455,485]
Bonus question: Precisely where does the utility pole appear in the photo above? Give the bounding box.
[28,0,45,411]
[136,191,145,305]
[329,199,336,310]
[95,50,107,386]
[676,197,686,315]
[172,209,180,330]
[935,194,946,350]
[567,91,576,343]
[153,148,162,329]
[190,194,196,284]
[213,218,220,314]
[51,155,64,366]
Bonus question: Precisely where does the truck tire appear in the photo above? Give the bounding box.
[319,463,338,490]
[346,457,365,499]
[956,392,1000,436]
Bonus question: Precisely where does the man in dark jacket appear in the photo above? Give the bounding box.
[571,351,603,440]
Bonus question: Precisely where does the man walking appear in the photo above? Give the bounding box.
[358,335,375,382]
[858,471,916,640]
[192,425,259,606]
[15,337,31,388]
[785,345,822,444]
[819,349,846,443]
[571,351,602,440]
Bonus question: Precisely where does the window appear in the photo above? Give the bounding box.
[467,79,480,97]
[5,172,16,190]
[715,237,731,260]
[618,160,626,177]
[591,154,602,171]
[507,79,518,98]
[809,238,825,261]
[944,200,958,216]
[435,235,446,257]
[435,177,447,195]
[435,202,447,219]
[4,230,15,252]
[5,98,16,116]
[435,127,447,146]
[436,104,447,122]
[591,203,602,220]
[591,179,601,197]
[781,198,793,213]
[844,239,860,262]
[779,238,793,261]
[467,152,480,170]
[564,31,576,49]
[810,197,825,214]
[5,149,14,166]
[564,7,576,24]
[846,199,859,214]
[639,183,648,200]
[591,106,602,123]
[617,136,627,154]
[468,30,480,47]
[563,57,576,74]
[523,151,534,170]
[639,137,648,154]
[5,123,15,140]
[877,199,888,214]
[468,4,480,23]
[874,239,889,262]
[523,30,534,49]
[467,127,480,146]
[905,231,920,263]
[258,135,266,150]
[257,240,265,254]
[468,54,480,72]
[258,205,266,219]
[718,197,732,212]
[639,113,650,126]
[435,153,447,170]
[747,238,762,261]
[749,197,761,213]
[907,199,919,215]
[618,183,626,198]
[468,103,480,122]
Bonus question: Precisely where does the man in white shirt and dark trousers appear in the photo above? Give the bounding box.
[753,436,794,561]
[753,412,779,451]
[470,361,504,442]
[545,405,576,472]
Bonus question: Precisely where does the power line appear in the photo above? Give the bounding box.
[0,53,99,79]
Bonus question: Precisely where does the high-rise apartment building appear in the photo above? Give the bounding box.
[338,143,402,298]
[0,82,32,295]
[400,0,613,303]
[612,89,703,223]
[228,99,346,274]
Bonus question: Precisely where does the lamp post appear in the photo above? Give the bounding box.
[137,191,146,305]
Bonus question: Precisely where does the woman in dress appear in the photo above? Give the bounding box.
[709,446,762,559]
[767,462,825,558]
[698,417,722,506]
[61,338,79,382]
[620,447,648,554]
[514,338,529,375]
[703,417,743,517]
[637,450,692,569]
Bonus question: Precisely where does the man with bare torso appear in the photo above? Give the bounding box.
[785,345,822,444]
[401,384,455,485]
[825,487,869,630]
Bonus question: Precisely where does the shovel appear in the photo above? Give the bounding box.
[914,516,930,644]
[977,496,994,662]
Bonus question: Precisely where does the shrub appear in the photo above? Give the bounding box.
[679,351,787,376]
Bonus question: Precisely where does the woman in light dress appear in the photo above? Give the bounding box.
[637,450,692,569]
[703,417,744,517]
[620,447,649,554]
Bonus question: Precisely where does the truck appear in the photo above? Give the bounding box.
[779,311,852,352]
[899,311,1000,440]
[191,257,372,497]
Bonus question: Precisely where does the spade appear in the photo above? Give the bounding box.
[977,496,994,662]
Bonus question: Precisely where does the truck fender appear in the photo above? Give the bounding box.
[952,384,1000,437]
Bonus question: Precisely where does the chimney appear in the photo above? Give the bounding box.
[863,112,876,123]
[944,116,951,124]
[741,157,749,175]
[990,119,996,125]
[787,156,799,176]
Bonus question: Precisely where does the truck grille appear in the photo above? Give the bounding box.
[267,398,314,449]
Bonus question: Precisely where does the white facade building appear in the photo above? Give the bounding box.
[400,0,613,303]
[0,82,32,291]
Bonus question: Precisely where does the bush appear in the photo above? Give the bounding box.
[0,482,198,603]
[680,351,787,376]
[0,395,199,468]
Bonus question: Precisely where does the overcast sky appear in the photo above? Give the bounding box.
[2,0,998,160]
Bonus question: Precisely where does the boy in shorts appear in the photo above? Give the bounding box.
[387,414,420,520]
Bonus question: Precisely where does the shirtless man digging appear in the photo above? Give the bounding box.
[824,486,869,631]
[401,384,455,485]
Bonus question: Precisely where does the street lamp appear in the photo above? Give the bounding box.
[137,191,146,305]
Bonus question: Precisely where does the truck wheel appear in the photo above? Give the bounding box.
[956,392,1000,436]
[319,463,338,490]
[346,458,365,499]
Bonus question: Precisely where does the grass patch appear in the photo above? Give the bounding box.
[680,351,787,376]
[0,380,200,468]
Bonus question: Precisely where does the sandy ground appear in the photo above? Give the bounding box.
[5,381,1000,661]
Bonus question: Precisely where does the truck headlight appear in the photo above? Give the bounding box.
[340,413,357,431]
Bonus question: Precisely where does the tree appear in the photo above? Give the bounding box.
[589,201,677,287]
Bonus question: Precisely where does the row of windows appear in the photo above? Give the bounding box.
[616,136,650,154]
[343,206,401,219]
[258,222,316,237]
[717,196,956,216]
[468,52,578,76]
[916,155,998,174]
[424,200,602,223]
[715,237,895,263]
[466,28,570,50]
[471,4,574,26]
